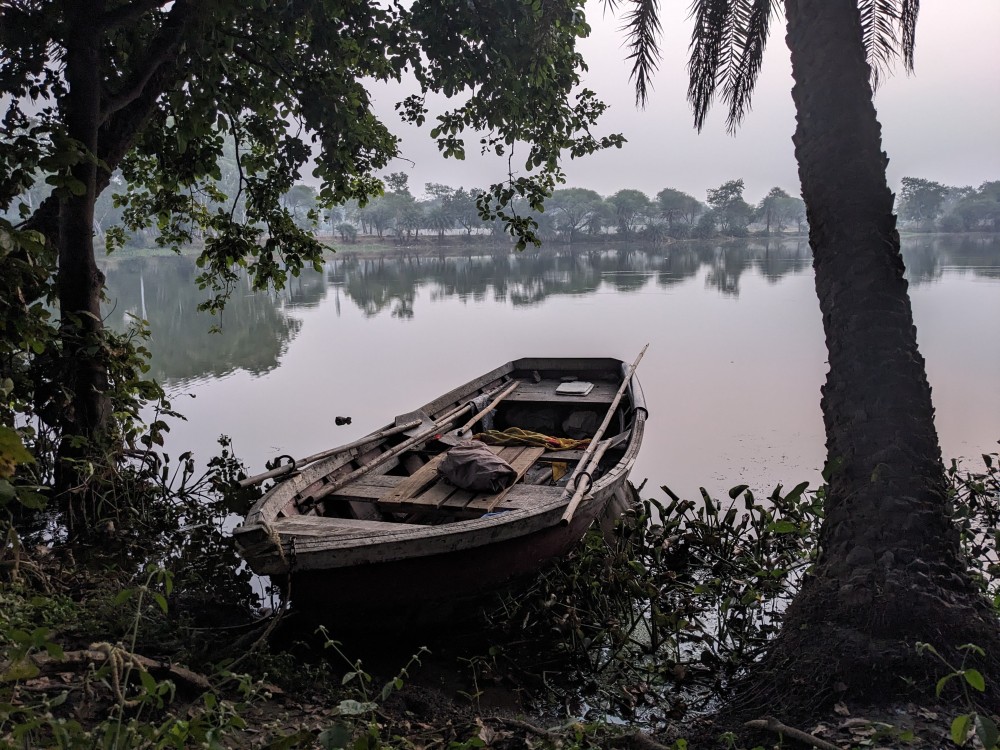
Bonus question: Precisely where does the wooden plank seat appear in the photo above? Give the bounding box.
[378,445,546,516]
[503,379,618,405]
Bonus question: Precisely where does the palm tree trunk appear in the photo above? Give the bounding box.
[750,0,1000,710]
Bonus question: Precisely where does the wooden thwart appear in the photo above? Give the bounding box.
[378,445,545,516]
[466,447,545,512]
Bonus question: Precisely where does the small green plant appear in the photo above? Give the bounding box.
[484,480,823,722]
[917,641,998,749]
[317,625,430,750]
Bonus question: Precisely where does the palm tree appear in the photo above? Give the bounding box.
[620,0,1000,710]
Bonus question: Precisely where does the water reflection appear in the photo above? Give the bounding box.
[102,235,1000,387]
[330,239,817,318]
[103,256,327,384]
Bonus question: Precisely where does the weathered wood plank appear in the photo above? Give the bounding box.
[270,516,397,537]
[503,380,617,404]
[466,447,546,513]
[536,449,587,462]
[380,452,450,504]
[327,474,402,502]
[436,446,525,511]
[413,480,461,508]
[380,444,503,510]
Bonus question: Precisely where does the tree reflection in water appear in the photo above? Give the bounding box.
[102,235,999,385]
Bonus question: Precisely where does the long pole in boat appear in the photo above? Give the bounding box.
[239,418,424,488]
[560,344,649,526]
[300,378,516,507]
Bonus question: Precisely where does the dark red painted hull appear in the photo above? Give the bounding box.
[281,499,606,623]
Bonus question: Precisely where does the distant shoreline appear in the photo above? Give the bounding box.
[100,229,997,263]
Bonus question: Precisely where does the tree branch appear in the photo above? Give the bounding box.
[96,0,169,31]
[744,717,842,750]
[100,41,178,122]
[99,0,193,123]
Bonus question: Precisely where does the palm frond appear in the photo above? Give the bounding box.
[859,0,919,89]
[687,0,777,133]
[686,0,731,131]
[859,0,898,89]
[622,0,663,107]
[722,0,777,133]
[900,0,918,72]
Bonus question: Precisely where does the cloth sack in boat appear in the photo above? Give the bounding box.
[438,440,518,493]
[464,392,497,432]
[562,410,599,440]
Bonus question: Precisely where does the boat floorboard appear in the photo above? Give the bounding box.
[379,446,545,515]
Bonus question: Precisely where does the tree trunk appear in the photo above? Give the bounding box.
[56,3,112,505]
[743,0,1000,713]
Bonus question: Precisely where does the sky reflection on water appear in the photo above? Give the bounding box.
[102,235,1000,502]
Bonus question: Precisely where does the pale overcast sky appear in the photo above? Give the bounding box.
[371,0,1000,204]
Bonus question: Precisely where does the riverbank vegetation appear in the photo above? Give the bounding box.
[3,0,1000,745]
[4,446,998,747]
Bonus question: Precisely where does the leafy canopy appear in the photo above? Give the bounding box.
[0,0,624,303]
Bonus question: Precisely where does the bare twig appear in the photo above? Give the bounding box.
[744,716,842,750]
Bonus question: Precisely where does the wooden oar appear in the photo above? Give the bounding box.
[296,377,519,508]
[560,438,613,526]
[560,344,649,526]
[452,380,521,438]
[239,418,423,488]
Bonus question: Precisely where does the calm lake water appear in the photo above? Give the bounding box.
[103,234,1000,502]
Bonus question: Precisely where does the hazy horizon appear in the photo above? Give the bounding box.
[365,1,1000,203]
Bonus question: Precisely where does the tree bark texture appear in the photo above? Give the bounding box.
[57,1,112,481]
[742,0,1000,712]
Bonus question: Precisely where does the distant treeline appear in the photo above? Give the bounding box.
[897,178,1000,234]
[305,173,809,244]
[7,168,998,249]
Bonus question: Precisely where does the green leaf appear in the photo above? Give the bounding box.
[936,672,956,697]
[766,520,797,534]
[784,481,810,503]
[319,724,352,750]
[964,668,985,691]
[0,425,34,478]
[952,713,972,746]
[0,658,40,682]
[139,668,158,693]
[728,484,749,499]
[153,592,169,614]
[113,589,134,606]
[976,714,999,750]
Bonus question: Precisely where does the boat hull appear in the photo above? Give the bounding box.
[235,356,647,621]
[281,486,628,623]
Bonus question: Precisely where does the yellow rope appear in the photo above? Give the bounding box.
[262,521,288,569]
[474,428,591,450]
[91,642,142,708]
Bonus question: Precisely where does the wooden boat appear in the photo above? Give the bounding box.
[233,356,647,620]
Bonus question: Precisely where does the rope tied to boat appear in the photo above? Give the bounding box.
[475,427,591,450]
[261,521,288,570]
